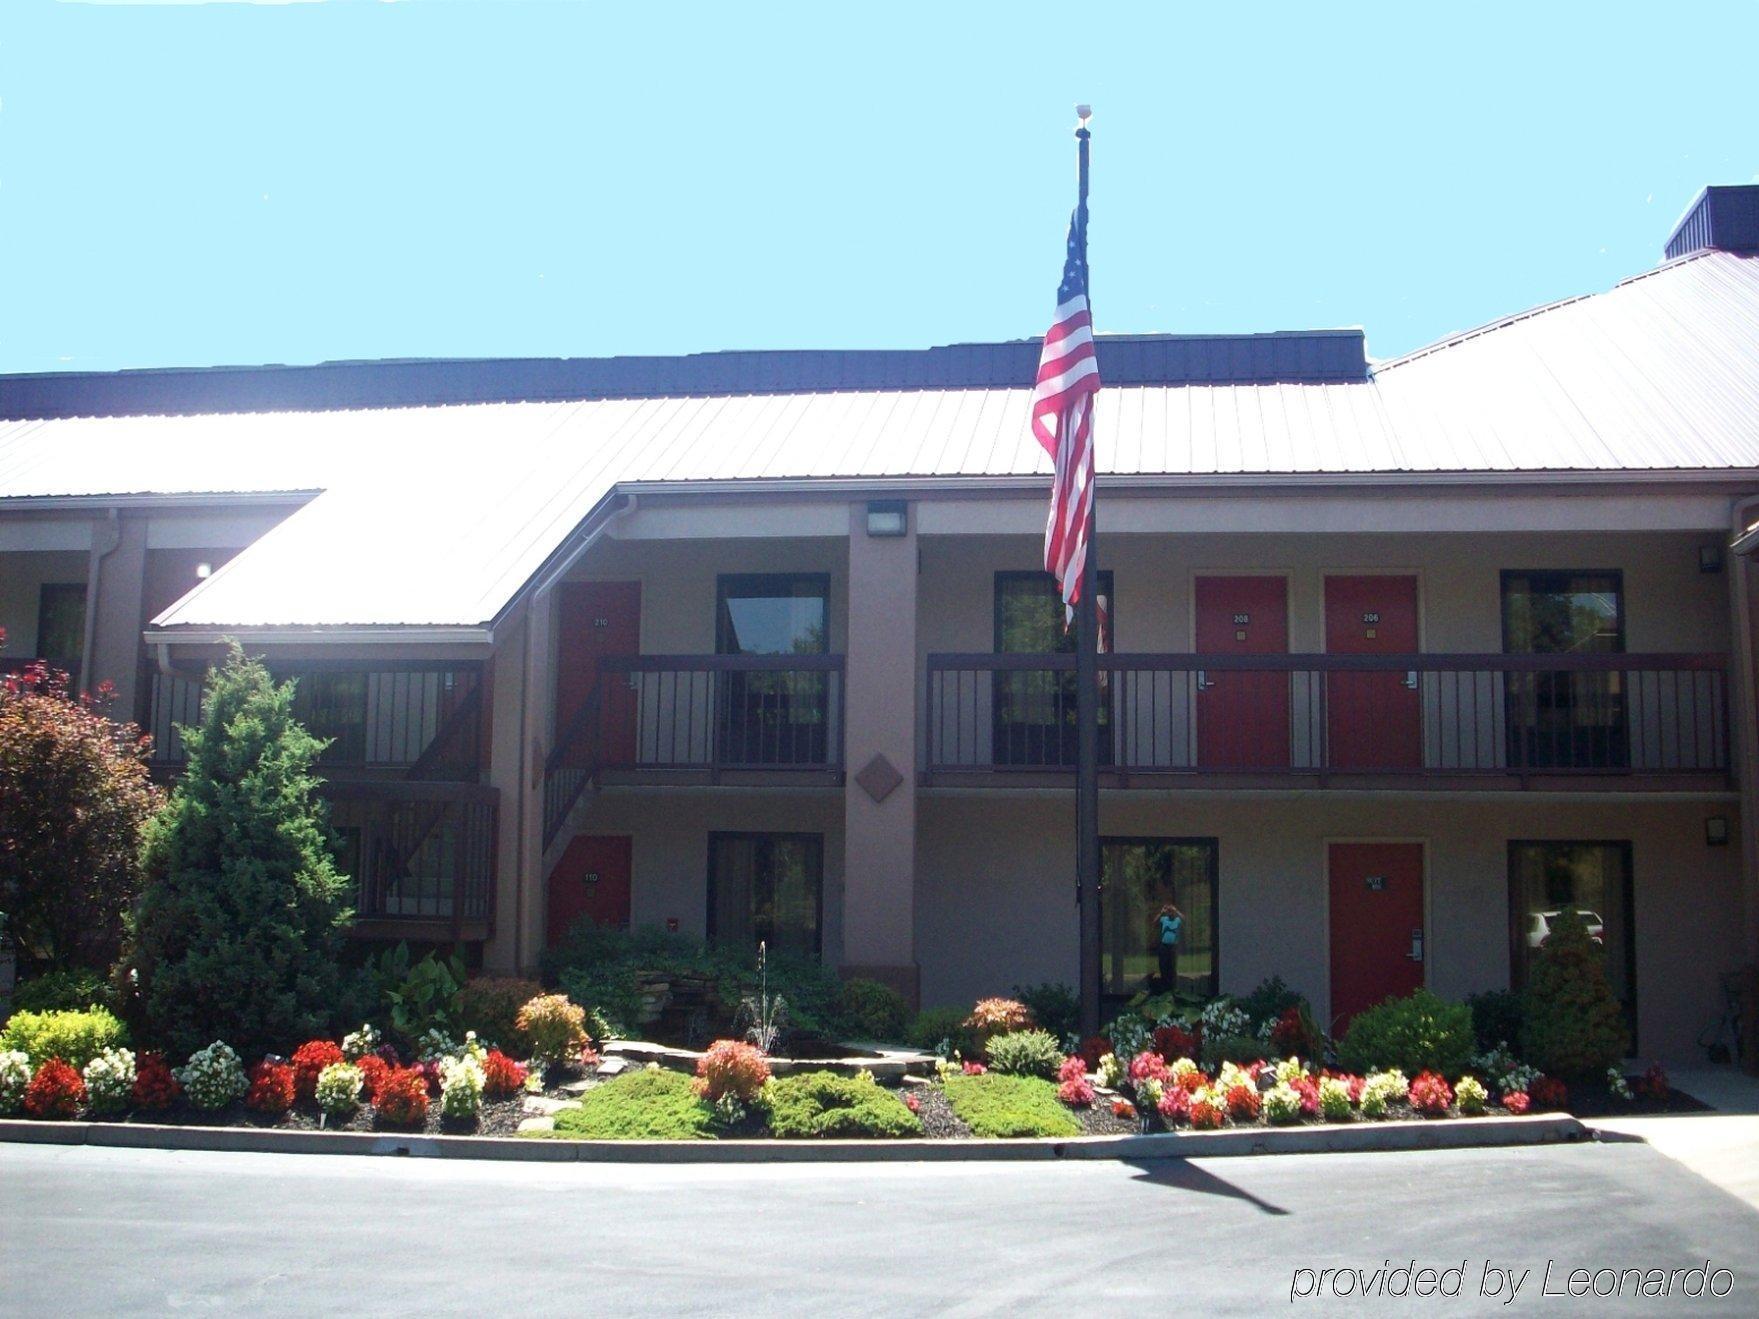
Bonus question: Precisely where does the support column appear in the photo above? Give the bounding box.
[84,512,148,713]
[841,502,919,1006]
[484,613,530,974]
[517,590,554,968]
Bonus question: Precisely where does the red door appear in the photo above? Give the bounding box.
[1324,576,1421,770]
[555,582,640,766]
[547,834,633,947]
[1194,576,1289,769]
[1328,842,1425,1033]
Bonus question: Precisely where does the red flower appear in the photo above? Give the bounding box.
[1637,1063,1669,1101]
[1111,1098,1137,1120]
[1058,1077,1096,1108]
[1152,1024,1199,1063]
[1188,1097,1225,1130]
[1057,1054,1088,1084]
[1503,1091,1531,1115]
[132,1052,181,1111]
[23,1059,86,1120]
[1128,1050,1170,1085]
[481,1050,527,1099]
[1173,1067,1210,1094]
[1157,1086,1191,1122]
[903,1092,922,1114]
[1224,1082,1261,1121]
[1077,1035,1112,1072]
[373,1067,430,1127]
[290,1040,344,1102]
[356,1054,392,1102]
[1409,1070,1454,1115]
[1269,1004,1310,1055]
[1323,1069,1366,1105]
[1291,1074,1321,1116]
[1530,1076,1568,1110]
[961,1061,987,1076]
[245,1059,296,1115]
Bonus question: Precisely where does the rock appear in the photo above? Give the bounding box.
[516,1117,555,1134]
[523,1096,582,1116]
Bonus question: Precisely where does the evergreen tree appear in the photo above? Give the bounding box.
[1520,908,1630,1077]
[123,646,352,1058]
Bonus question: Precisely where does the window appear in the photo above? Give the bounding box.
[708,832,823,958]
[992,571,1114,767]
[36,583,86,684]
[1508,841,1636,1040]
[1501,570,1626,769]
[292,671,370,764]
[715,575,830,766]
[1100,838,1218,999]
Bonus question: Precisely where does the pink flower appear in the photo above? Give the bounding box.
[1504,1091,1531,1115]
[1057,1077,1095,1108]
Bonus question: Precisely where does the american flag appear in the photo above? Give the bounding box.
[1031,206,1100,620]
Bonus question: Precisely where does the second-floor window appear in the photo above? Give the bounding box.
[715,574,830,766]
[1501,570,1626,769]
[993,571,1113,767]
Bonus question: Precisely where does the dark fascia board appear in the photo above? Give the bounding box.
[0,331,1370,421]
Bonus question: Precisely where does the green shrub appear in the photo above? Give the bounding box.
[838,978,909,1042]
[10,967,116,1015]
[1011,981,1079,1042]
[983,1029,1064,1079]
[1466,990,1525,1052]
[373,944,466,1044]
[458,976,546,1051]
[1521,909,1630,1078]
[0,1006,129,1069]
[1237,975,1304,1031]
[1338,989,1473,1078]
[941,1072,1081,1138]
[1199,1033,1263,1070]
[121,648,350,1059]
[763,1070,922,1139]
[550,1067,717,1140]
[907,1006,973,1055]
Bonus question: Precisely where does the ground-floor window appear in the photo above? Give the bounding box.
[1100,837,1218,1000]
[707,832,823,959]
[1507,840,1636,1036]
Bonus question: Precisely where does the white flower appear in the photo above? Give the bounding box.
[314,1061,364,1116]
[340,1024,381,1060]
[439,1052,486,1119]
[82,1047,137,1116]
[0,1050,32,1116]
[179,1041,248,1111]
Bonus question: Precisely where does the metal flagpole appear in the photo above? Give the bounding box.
[1073,105,1103,1039]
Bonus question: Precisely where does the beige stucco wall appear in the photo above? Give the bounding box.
[915,793,1740,1060]
[0,549,89,657]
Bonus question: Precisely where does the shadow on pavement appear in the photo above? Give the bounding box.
[1121,1157,1291,1215]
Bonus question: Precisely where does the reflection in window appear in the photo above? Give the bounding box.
[1508,840,1636,1036]
[715,575,830,766]
[1101,838,1218,999]
[993,571,1113,767]
[36,583,86,686]
[1502,570,1626,769]
[708,832,822,959]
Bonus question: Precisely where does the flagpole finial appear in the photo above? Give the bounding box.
[1075,103,1092,127]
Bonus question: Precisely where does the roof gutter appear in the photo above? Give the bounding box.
[141,626,494,648]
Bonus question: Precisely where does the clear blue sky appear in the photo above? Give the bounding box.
[4,1,1756,374]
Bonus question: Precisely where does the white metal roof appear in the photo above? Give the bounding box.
[1,251,1753,632]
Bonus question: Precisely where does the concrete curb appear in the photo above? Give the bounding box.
[0,1113,1585,1164]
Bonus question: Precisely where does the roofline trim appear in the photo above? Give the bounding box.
[142,626,495,648]
[0,491,320,512]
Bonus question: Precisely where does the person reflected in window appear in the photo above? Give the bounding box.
[1153,903,1184,992]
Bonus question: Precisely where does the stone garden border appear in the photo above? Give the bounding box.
[0,1111,1586,1164]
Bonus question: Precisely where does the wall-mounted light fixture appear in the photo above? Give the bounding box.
[195,562,213,579]
[1699,544,1724,574]
[1706,815,1730,846]
[865,499,907,537]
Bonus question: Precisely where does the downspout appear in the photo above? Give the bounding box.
[1729,494,1759,1068]
[80,509,121,686]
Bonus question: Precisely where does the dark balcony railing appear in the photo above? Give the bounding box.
[323,780,498,937]
[542,654,845,847]
[926,652,1730,784]
[143,662,485,778]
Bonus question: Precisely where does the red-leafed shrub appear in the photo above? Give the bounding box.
[245,1059,296,1115]
[964,998,1033,1051]
[132,1052,181,1111]
[1111,1098,1136,1120]
[23,1058,86,1119]
[356,1054,392,1102]
[1057,1077,1096,1108]
[961,1061,987,1076]
[481,1050,528,1099]
[1057,1054,1088,1084]
[1224,1082,1261,1121]
[1158,1086,1191,1122]
[1077,1035,1111,1072]
[291,1040,344,1102]
[1153,1024,1199,1063]
[1189,1097,1225,1130]
[1409,1070,1454,1115]
[1530,1075,1569,1110]
[1503,1091,1531,1115]
[694,1039,772,1105]
[1637,1063,1669,1101]
[373,1067,430,1126]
